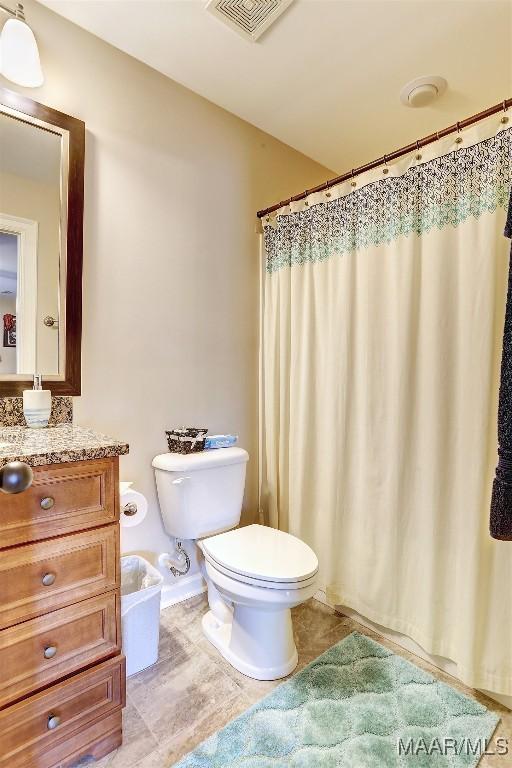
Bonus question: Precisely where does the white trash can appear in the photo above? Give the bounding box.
[121,555,163,677]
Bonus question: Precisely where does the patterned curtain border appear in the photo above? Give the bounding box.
[263,128,512,274]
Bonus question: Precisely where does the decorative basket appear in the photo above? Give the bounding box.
[165,427,208,455]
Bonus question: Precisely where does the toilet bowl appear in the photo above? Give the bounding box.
[199,524,318,680]
[152,448,318,680]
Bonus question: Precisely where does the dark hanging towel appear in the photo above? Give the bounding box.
[490,186,512,540]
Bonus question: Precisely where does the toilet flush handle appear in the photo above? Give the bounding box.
[172,476,191,485]
[170,476,191,507]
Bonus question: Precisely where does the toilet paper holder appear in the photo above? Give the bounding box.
[123,502,138,517]
[119,483,148,528]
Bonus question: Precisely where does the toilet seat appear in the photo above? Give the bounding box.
[200,524,318,591]
[203,556,318,591]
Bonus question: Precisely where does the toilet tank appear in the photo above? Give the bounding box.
[152,447,249,540]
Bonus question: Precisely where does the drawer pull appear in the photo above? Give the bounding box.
[40,496,55,510]
[44,645,57,659]
[41,572,56,587]
[47,714,61,730]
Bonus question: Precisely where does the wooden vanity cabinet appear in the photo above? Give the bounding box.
[0,457,125,768]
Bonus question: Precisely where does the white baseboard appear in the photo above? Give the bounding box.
[313,590,511,712]
[160,572,207,610]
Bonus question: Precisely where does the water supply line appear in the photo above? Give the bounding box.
[158,540,191,577]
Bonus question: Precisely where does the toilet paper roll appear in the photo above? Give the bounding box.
[120,488,148,528]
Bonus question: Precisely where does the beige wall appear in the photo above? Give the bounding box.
[2,1,331,577]
[0,170,61,374]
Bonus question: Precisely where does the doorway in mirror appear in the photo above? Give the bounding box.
[0,231,17,374]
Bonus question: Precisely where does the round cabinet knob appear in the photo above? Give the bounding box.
[42,572,56,587]
[44,645,57,659]
[0,462,33,494]
[47,714,61,730]
[40,496,55,511]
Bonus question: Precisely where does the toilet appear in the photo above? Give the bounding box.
[152,447,318,680]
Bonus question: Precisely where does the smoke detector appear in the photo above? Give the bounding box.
[206,0,294,42]
[400,76,447,108]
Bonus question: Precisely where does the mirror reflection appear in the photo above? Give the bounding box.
[0,112,64,377]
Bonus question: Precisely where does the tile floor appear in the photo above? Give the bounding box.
[76,595,511,768]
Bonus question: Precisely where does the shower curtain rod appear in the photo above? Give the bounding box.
[257,97,512,219]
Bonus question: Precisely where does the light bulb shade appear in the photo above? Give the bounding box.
[0,18,43,88]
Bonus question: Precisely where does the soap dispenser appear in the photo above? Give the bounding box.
[23,374,52,429]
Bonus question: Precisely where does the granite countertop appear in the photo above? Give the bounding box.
[0,425,129,468]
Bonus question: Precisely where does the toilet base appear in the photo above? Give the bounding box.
[202,608,298,681]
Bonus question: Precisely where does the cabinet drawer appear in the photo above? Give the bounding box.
[0,458,118,548]
[0,526,119,630]
[0,591,120,708]
[0,655,125,768]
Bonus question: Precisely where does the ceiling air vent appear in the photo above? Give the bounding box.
[206,0,294,42]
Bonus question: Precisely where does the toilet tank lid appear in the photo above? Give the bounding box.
[152,447,249,472]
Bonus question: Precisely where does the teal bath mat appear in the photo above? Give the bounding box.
[175,632,499,767]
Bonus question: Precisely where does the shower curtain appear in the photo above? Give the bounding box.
[261,118,512,695]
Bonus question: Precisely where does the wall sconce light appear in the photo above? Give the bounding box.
[0,3,43,87]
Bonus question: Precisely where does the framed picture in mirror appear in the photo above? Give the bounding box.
[3,313,16,348]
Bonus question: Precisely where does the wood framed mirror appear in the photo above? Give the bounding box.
[0,87,84,396]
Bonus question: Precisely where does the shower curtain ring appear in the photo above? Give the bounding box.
[350,169,357,188]
[455,122,463,144]
[304,189,310,207]
[325,182,332,198]
[382,155,389,174]
[501,100,509,124]
[415,140,422,161]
